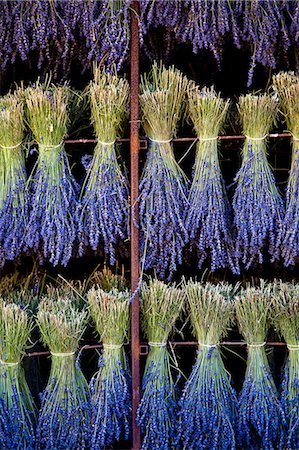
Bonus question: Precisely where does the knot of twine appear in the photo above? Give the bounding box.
[247,342,266,348]
[287,344,299,351]
[244,134,268,141]
[98,140,116,146]
[0,142,22,150]
[37,142,63,150]
[0,359,19,366]
[103,343,122,350]
[51,351,75,357]
[198,342,219,348]
[148,341,167,348]
[148,137,172,144]
[198,136,218,142]
[290,133,299,142]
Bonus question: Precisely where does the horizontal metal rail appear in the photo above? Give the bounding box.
[25,340,287,359]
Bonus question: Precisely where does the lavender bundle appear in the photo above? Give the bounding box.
[87,286,131,449]
[235,284,286,449]
[272,282,299,449]
[78,69,129,264]
[0,300,36,450]
[139,63,188,279]
[232,94,284,269]
[36,296,90,450]
[0,90,28,266]
[186,85,237,273]
[235,0,289,86]
[178,282,238,450]
[272,72,299,266]
[137,279,184,450]
[25,82,78,266]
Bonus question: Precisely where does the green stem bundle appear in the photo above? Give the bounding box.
[78,68,130,264]
[0,300,36,450]
[186,84,237,273]
[139,63,188,279]
[232,93,284,268]
[0,90,28,266]
[178,281,237,450]
[36,296,90,450]
[235,283,286,449]
[25,81,78,267]
[137,278,184,449]
[87,286,131,449]
[272,281,299,449]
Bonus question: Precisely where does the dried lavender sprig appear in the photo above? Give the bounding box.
[25,81,79,266]
[78,69,129,264]
[0,89,28,266]
[272,72,299,266]
[137,278,184,450]
[235,283,287,449]
[232,94,284,269]
[36,296,90,450]
[177,281,238,450]
[139,63,189,280]
[88,286,131,449]
[271,281,299,449]
[186,84,238,273]
[0,300,36,450]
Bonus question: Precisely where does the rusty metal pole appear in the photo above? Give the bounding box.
[130,1,141,449]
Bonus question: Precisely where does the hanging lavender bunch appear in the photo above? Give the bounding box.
[272,281,299,449]
[138,0,182,59]
[232,94,284,269]
[235,283,287,449]
[175,0,240,66]
[78,68,129,264]
[137,278,184,450]
[87,286,131,449]
[139,63,188,279]
[235,0,289,86]
[0,90,28,266]
[177,282,238,450]
[83,0,131,72]
[36,296,90,450]
[24,82,78,266]
[272,72,299,266]
[0,1,15,71]
[0,300,36,450]
[186,84,238,273]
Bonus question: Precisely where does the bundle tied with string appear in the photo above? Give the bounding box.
[137,278,184,450]
[235,283,286,449]
[36,296,90,450]
[0,300,36,450]
[232,93,284,269]
[87,286,131,450]
[0,89,28,266]
[272,72,299,266]
[272,281,299,448]
[78,68,130,265]
[186,84,238,273]
[177,281,238,450]
[24,81,78,266]
[139,63,189,280]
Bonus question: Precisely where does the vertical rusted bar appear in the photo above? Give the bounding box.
[130,1,141,450]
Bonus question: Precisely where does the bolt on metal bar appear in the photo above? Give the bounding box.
[130,2,141,449]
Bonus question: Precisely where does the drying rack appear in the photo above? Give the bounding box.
[18,3,294,449]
